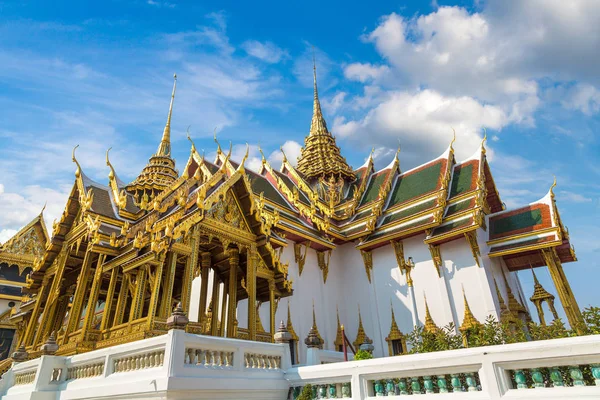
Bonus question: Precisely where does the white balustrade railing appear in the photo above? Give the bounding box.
[0,329,291,400]
[287,334,600,399]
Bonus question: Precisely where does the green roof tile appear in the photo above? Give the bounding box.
[359,171,389,206]
[449,163,475,198]
[430,217,474,237]
[381,199,437,226]
[389,161,442,206]
[445,198,475,217]
[490,209,543,237]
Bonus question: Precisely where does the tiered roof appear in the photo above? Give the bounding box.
[16,72,576,294]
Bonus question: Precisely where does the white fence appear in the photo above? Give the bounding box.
[286,335,600,399]
[0,329,291,400]
[1,333,599,400]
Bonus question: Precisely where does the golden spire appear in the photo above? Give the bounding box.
[423,294,440,333]
[385,301,405,354]
[459,287,481,333]
[334,305,343,349]
[530,267,555,302]
[310,53,328,136]
[310,300,324,347]
[296,57,354,182]
[352,304,372,349]
[72,144,82,178]
[286,301,299,340]
[502,270,527,315]
[156,73,177,157]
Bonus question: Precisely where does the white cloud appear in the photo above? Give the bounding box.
[241,40,288,64]
[561,84,600,115]
[147,0,176,8]
[344,63,390,83]
[558,190,593,203]
[321,92,346,115]
[0,229,18,244]
[267,140,302,169]
[333,89,505,165]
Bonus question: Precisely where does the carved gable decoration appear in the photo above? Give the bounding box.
[205,190,251,233]
[2,228,45,259]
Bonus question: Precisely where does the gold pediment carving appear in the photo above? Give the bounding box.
[205,190,251,233]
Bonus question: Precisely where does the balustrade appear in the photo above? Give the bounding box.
[244,352,282,370]
[13,370,36,386]
[113,350,164,373]
[184,348,234,368]
[66,362,104,380]
[509,364,600,389]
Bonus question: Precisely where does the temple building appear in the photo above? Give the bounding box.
[0,66,581,372]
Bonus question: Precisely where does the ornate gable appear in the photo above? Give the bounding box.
[0,212,48,274]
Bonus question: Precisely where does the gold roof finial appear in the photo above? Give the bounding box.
[106,147,118,180]
[239,143,249,171]
[280,146,287,163]
[72,144,82,178]
[40,202,47,216]
[258,144,267,165]
[156,73,177,157]
[530,265,555,302]
[214,128,222,155]
[450,127,456,150]
[186,126,197,154]
[310,50,328,137]
[550,175,557,198]
[286,301,299,340]
[480,127,487,155]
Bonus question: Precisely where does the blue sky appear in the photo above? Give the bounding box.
[0,0,598,322]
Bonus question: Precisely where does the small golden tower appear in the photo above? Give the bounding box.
[529,268,559,325]
[423,294,440,334]
[353,305,373,350]
[385,302,406,356]
[459,288,481,347]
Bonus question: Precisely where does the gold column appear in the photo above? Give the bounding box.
[82,254,107,337]
[36,244,69,342]
[112,272,129,326]
[147,258,165,329]
[181,227,200,313]
[159,253,177,318]
[51,295,70,335]
[269,279,276,342]
[199,252,211,325]
[220,280,228,337]
[210,273,221,336]
[62,249,95,344]
[247,245,257,341]
[22,277,50,347]
[100,268,119,331]
[128,266,147,322]
[227,248,239,338]
[541,248,583,332]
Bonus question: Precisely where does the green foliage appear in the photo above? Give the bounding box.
[582,306,600,334]
[529,318,571,341]
[296,384,312,400]
[353,349,374,360]
[406,323,462,354]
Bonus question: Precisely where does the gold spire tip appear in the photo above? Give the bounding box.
[550,175,557,195]
[481,127,487,146]
[72,145,82,177]
[450,128,456,148]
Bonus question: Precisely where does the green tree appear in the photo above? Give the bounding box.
[296,384,313,400]
[353,349,374,360]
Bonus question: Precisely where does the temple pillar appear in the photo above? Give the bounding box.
[147,256,165,330]
[198,252,211,325]
[181,227,200,313]
[269,279,276,342]
[35,244,69,343]
[22,277,50,347]
[82,254,107,338]
[220,280,228,337]
[100,268,119,331]
[533,301,546,326]
[112,272,129,326]
[227,248,239,338]
[129,266,147,322]
[541,248,583,332]
[210,273,221,336]
[247,245,257,341]
[62,248,95,344]
[159,253,177,318]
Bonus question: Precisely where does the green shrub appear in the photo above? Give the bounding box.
[296,384,312,400]
[353,349,374,360]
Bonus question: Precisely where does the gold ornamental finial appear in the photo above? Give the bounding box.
[156,73,177,157]
[550,175,557,197]
[450,128,456,150]
[239,143,249,171]
[186,126,197,154]
[213,128,222,155]
[258,144,267,165]
[310,52,328,136]
[39,202,47,216]
[280,146,287,163]
[106,147,118,180]
[72,144,82,178]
